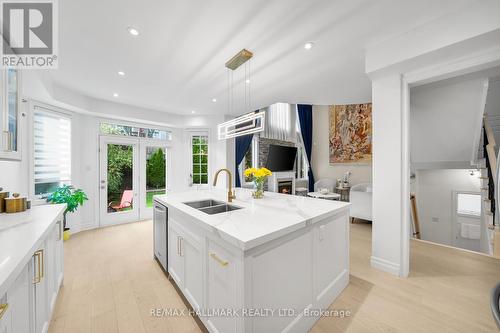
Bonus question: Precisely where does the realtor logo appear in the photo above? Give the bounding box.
[1,0,58,68]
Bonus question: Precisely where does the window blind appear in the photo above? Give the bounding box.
[33,107,71,195]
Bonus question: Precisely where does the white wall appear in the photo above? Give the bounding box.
[414,169,480,248]
[410,78,488,168]
[311,105,372,186]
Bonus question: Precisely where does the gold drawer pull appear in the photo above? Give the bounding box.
[0,303,8,320]
[210,252,229,267]
[33,249,44,284]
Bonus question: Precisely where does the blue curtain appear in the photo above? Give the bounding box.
[235,134,254,187]
[297,104,315,191]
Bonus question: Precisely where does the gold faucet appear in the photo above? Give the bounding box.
[213,168,236,202]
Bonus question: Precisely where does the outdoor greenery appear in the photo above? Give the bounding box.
[46,185,88,229]
[146,148,166,189]
[192,136,208,184]
[107,144,133,195]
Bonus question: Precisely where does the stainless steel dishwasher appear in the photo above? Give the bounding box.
[153,200,168,271]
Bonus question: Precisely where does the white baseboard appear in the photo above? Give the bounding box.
[370,256,401,276]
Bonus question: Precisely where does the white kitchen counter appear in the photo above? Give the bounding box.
[155,188,350,251]
[0,204,66,296]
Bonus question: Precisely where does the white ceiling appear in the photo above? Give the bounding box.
[49,0,476,115]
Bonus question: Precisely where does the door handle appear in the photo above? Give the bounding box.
[33,250,42,284]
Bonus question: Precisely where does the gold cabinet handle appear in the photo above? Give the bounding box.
[33,251,41,284]
[179,237,183,257]
[40,249,44,278]
[177,236,180,255]
[210,252,229,267]
[0,303,8,320]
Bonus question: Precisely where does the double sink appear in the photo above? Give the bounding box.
[183,199,242,215]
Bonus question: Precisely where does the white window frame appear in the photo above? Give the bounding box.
[99,120,172,141]
[454,191,482,218]
[188,130,210,187]
[29,101,73,200]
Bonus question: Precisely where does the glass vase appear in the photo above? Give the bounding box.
[252,179,264,199]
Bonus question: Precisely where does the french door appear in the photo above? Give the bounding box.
[99,136,168,226]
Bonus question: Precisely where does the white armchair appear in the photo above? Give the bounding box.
[349,183,372,222]
[314,178,336,193]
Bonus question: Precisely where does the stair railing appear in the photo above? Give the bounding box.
[483,116,496,226]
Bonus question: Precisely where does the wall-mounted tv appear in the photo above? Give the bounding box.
[265,145,297,172]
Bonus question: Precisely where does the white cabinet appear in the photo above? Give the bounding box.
[8,263,32,333]
[168,220,203,310]
[0,212,64,333]
[206,241,239,333]
[153,202,167,270]
[33,242,48,333]
[0,69,22,161]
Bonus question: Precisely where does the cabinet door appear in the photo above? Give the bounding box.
[33,243,48,333]
[45,223,58,315]
[206,241,238,333]
[8,263,32,333]
[0,293,11,333]
[168,223,184,288]
[181,235,202,311]
[313,216,348,302]
[54,220,64,290]
[0,68,21,161]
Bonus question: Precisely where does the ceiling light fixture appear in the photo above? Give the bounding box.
[113,93,119,98]
[212,98,217,103]
[218,48,265,140]
[191,110,196,114]
[127,27,140,36]
[304,42,314,50]
[118,71,125,76]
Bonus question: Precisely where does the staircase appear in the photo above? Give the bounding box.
[478,116,500,258]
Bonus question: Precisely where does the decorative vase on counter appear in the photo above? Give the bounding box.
[253,179,265,199]
[244,167,272,199]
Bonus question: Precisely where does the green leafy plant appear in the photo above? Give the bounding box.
[46,185,88,230]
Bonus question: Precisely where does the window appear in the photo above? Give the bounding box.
[295,146,309,180]
[457,193,481,217]
[0,68,20,159]
[242,136,258,183]
[190,133,208,185]
[33,108,72,196]
[100,122,171,140]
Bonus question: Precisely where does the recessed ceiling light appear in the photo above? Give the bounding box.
[113,93,119,98]
[212,98,217,103]
[127,27,139,36]
[245,79,250,84]
[117,71,125,76]
[191,110,196,114]
[304,42,314,50]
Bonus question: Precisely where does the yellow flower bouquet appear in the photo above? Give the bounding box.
[244,167,272,199]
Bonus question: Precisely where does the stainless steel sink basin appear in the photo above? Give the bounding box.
[198,204,242,215]
[183,199,226,209]
[183,199,242,215]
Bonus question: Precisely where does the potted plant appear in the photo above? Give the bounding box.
[46,185,88,241]
[244,167,272,199]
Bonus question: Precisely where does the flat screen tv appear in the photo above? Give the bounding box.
[265,145,297,172]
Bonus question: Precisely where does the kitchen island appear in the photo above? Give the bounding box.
[154,188,350,333]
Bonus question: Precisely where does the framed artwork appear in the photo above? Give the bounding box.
[329,103,372,164]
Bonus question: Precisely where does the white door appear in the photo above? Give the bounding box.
[99,136,139,226]
[140,141,168,220]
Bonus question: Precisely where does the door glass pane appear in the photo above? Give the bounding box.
[7,68,18,151]
[107,144,134,213]
[146,146,166,208]
[191,135,208,185]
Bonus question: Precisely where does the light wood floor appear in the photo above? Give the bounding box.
[48,220,500,333]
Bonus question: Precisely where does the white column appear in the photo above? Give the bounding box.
[371,74,409,277]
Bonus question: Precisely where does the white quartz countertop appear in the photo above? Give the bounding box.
[0,204,66,296]
[155,188,350,250]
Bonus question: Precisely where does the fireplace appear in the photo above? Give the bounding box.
[268,171,295,195]
[278,180,293,195]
